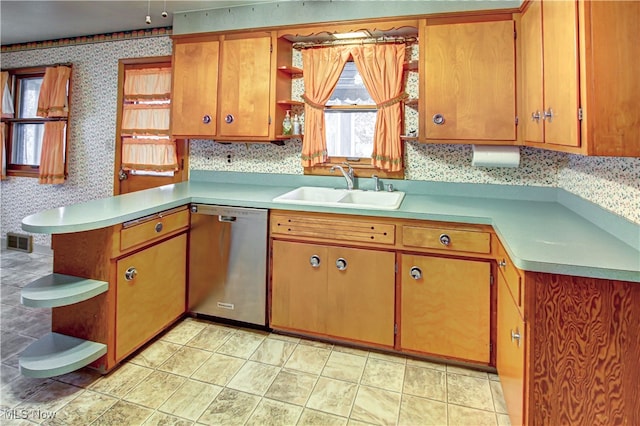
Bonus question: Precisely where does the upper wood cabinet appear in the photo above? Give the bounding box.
[420,16,517,143]
[171,37,220,138]
[520,0,640,156]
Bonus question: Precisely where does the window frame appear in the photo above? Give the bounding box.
[1,66,71,179]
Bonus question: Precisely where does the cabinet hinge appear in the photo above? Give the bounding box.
[268,116,272,125]
[578,107,583,121]
[394,324,398,335]
[270,43,273,53]
[490,342,493,353]
[490,275,494,286]
[514,29,517,40]
[395,263,398,274]
[515,116,519,125]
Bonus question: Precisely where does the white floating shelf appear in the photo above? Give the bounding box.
[21,273,108,308]
[19,332,107,378]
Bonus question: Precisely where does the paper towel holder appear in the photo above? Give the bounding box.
[471,145,520,168]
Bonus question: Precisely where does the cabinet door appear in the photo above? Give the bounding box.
[541,0,580,147]
[326,247,395,346]
[171,39,219,137]
[116,234,186,360]
[400,254,491,363]
[521,0,544,144]
[270,240,327,334]
[218,35,272,138]
[497,270,525,426]
[424,19,516,141]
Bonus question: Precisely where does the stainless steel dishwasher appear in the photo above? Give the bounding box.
[188,204,268,326]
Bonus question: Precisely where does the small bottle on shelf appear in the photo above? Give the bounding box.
[282,110,292,135]
[293,113,300,135]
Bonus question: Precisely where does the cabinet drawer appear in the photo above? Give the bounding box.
[402,225,491,254]
[271,213,395,245]
[120,207,189,251]
[497,243,524,311]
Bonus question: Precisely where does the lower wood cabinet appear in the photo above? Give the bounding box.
[399,253,491,363]
[116,234,186,360]
[271,240,395,346]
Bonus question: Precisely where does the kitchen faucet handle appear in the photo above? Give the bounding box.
[341,162,354,177]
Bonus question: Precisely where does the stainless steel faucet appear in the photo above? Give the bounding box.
[330,162,355,190]
[372,174,381,191]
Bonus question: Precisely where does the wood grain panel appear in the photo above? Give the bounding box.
[527,272,640,425]
[402,225,490,254]
[520,0,544,144]
[120,207,189,251]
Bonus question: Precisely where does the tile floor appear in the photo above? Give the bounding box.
[1,248,511,425]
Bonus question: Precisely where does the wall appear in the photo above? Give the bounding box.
[2,34,638,251]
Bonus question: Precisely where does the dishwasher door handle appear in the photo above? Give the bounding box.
[218,215,237,222]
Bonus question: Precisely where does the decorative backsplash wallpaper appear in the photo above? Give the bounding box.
[1,35,638,250]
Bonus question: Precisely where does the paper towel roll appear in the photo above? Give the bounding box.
[471,145,520,168]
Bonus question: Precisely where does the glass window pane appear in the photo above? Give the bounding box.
[18,77,43,118]
[325,110,376,158]
[327,62,374,106]
[12,123,44,166]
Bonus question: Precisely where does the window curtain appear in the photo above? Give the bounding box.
[351,44,406,172]
[300,46,351,167]
[1,71,14,179]
[36,66,71,184]
[121,67,177,171]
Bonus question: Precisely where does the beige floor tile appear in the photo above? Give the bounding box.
[299,338,334,350]
[267,333,301,344]
[497,412,512,425]
[447,365,489,379]
[322,351,367,384]
[285,345,331,375]
[191,353,245,386]
[130,339,182,368]
[297,408,348,426]
[216,330,266,359]
[447,373,494,412]
[186,323,235,352]
[198,388,261,426]
[160,319,208,345]
[448,404,498,426]
[403,365,446,402]
[489,372,501,382]
[159,379,222,420]
[405,357,446,371]
[142,411,195,426]
[346,419,375,426]
[122,370,186,409]
[332,345,370,357]
[0,363,20,386]
[227,360,280,396]
[361,358,406,393]
[306,377,358,417]
[246,398,303,426]
[490,380,508,414]
[89,363,154,398]
[368,351,406,365]
[157,346,211,377]
[54,367,102,388]
[265,370,317,406]
[15,380,82,413]
[398,394,447,426]
[350,385,401,425]
[92,400,154,426]
[41,390,117,426]
[0,375,52,409]
[250,337,297,366]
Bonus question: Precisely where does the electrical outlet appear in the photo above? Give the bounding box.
[226,153,232,164]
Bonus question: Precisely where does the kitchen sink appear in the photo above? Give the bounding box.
[272,186,405,210]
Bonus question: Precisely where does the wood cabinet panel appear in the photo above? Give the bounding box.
[400,254,491,363]
[402,225,490,254]
[423,18,516,141]
[119,207,189,251]
[520,0,544,144]
[116,234,186,360]
[171,39,219,137]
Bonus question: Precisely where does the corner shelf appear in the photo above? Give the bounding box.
[21,273,109,308]
[19,332,107,378]
[277,100,304,107]
[277,65,303,76]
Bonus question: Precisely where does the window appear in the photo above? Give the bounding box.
[1,66,70,179]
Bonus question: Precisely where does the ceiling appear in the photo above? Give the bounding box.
[0,1,276,46]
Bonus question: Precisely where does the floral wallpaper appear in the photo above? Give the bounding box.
[1,35,638,251]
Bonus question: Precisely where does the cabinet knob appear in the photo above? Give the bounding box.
[439,233,451,246]
[309,255,321,268]
[543,108,554,122]
[531,111,541,122]
[124,267,137,281]
[335,258,348,271]
[498,259,507,268]
[202,115,211,124]
[154,222,163,233]
[511,328,521,347]
[225,114,234,124]
[409,266,422,280]
[432,114,445,125]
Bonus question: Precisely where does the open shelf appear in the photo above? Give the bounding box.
[277,65,303,75]
[277,100,304,107]
[21,273,108,308]
[19,332,107,378]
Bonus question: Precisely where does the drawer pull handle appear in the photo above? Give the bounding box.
[498,259,507,268]
[155,222,163,233]
[225,114,234,124]
[511,328,521,347]
[336,258,348,271]
[410,266,422,280]
[124,267,137,281]
[310,255,321,268]
[202,115,212,124]
[439,234,451,246]
[432,113,445,125]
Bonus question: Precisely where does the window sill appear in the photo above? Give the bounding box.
[304,157,404,180]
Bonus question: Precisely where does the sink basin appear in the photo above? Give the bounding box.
[272,186,405,210]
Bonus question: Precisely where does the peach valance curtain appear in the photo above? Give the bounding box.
[37,66,71,184]
[121,67,177,171]
[351,44,406,172]
[301,46,351,167]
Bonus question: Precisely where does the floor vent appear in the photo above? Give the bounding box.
[6,233,33,253]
